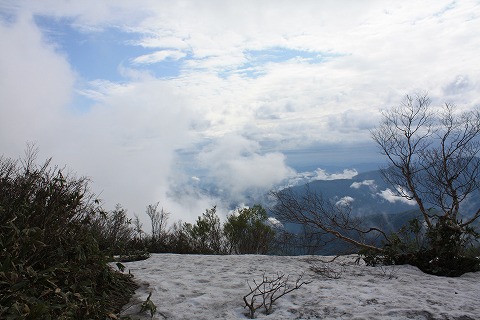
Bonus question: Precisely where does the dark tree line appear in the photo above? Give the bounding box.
[91,202,278,257]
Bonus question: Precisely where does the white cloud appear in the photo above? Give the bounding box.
[132,50,186,65]
[336,196,355,207]
[377,188,417,206]
[0,14,75,157]
[327,109,380,135]
[134,35,190,50]
[267,217,283,229]
[58,79,197,221]
[196,134,295,203]
[350,180,376,189]
[284,167,364,188]
[314,168,358,181]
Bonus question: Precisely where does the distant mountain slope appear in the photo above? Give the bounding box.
[271,169,480,255]
[287,169,417,217]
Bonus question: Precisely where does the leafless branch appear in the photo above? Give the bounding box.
[309,261,344,279]
[372,94,480,233]
[243,272,310,318]
[271,187,386,253]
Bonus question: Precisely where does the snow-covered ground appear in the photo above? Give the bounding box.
[119,254,479,319]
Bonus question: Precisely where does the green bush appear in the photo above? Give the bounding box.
[184,206,224,254]
[0,149,137,319]
[361,217,480,276]
[224,205,275,254]
[162,221,196,254]
[123,203,277,255]
[88,204,151,261]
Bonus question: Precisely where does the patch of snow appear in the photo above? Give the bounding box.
[119,254,480,319]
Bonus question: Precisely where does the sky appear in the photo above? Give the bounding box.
[1,0,480,224]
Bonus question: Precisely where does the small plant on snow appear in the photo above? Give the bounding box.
[379,263,399,280]
[309,261,344,279]
[139,292,157,318]
[304,256,346,279]
[243,272,310,319]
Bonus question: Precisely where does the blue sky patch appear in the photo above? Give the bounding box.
[133,51,188,79]
[0,8,16,25]
[220,47,340,79]
[246,47,331,64]
[33,16,338,83]
[34,16,146,82]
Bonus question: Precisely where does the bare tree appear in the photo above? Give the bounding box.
[271,185,388,254]
[372,94,435,227]
[146,202,169,242]
[133,214,145,240]
[371,93,480,272]
[272,93,480,275]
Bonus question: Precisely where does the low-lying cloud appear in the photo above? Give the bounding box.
[195,134,295,204]
[314,168,358,181]
[336,196,355,207]
[350,179,376,190]
[377,188,417,206]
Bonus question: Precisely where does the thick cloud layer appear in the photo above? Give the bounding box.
[1,0,479,224]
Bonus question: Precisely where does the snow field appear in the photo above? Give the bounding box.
[119,254,480,319]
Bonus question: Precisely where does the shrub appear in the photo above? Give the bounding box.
[184,206,225,254]
[224,205,275,254]
[361,217,480,276]
[131,204,277,255]
[0,148,137,318]
[243,272,310,318]
[89,204,136,256]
